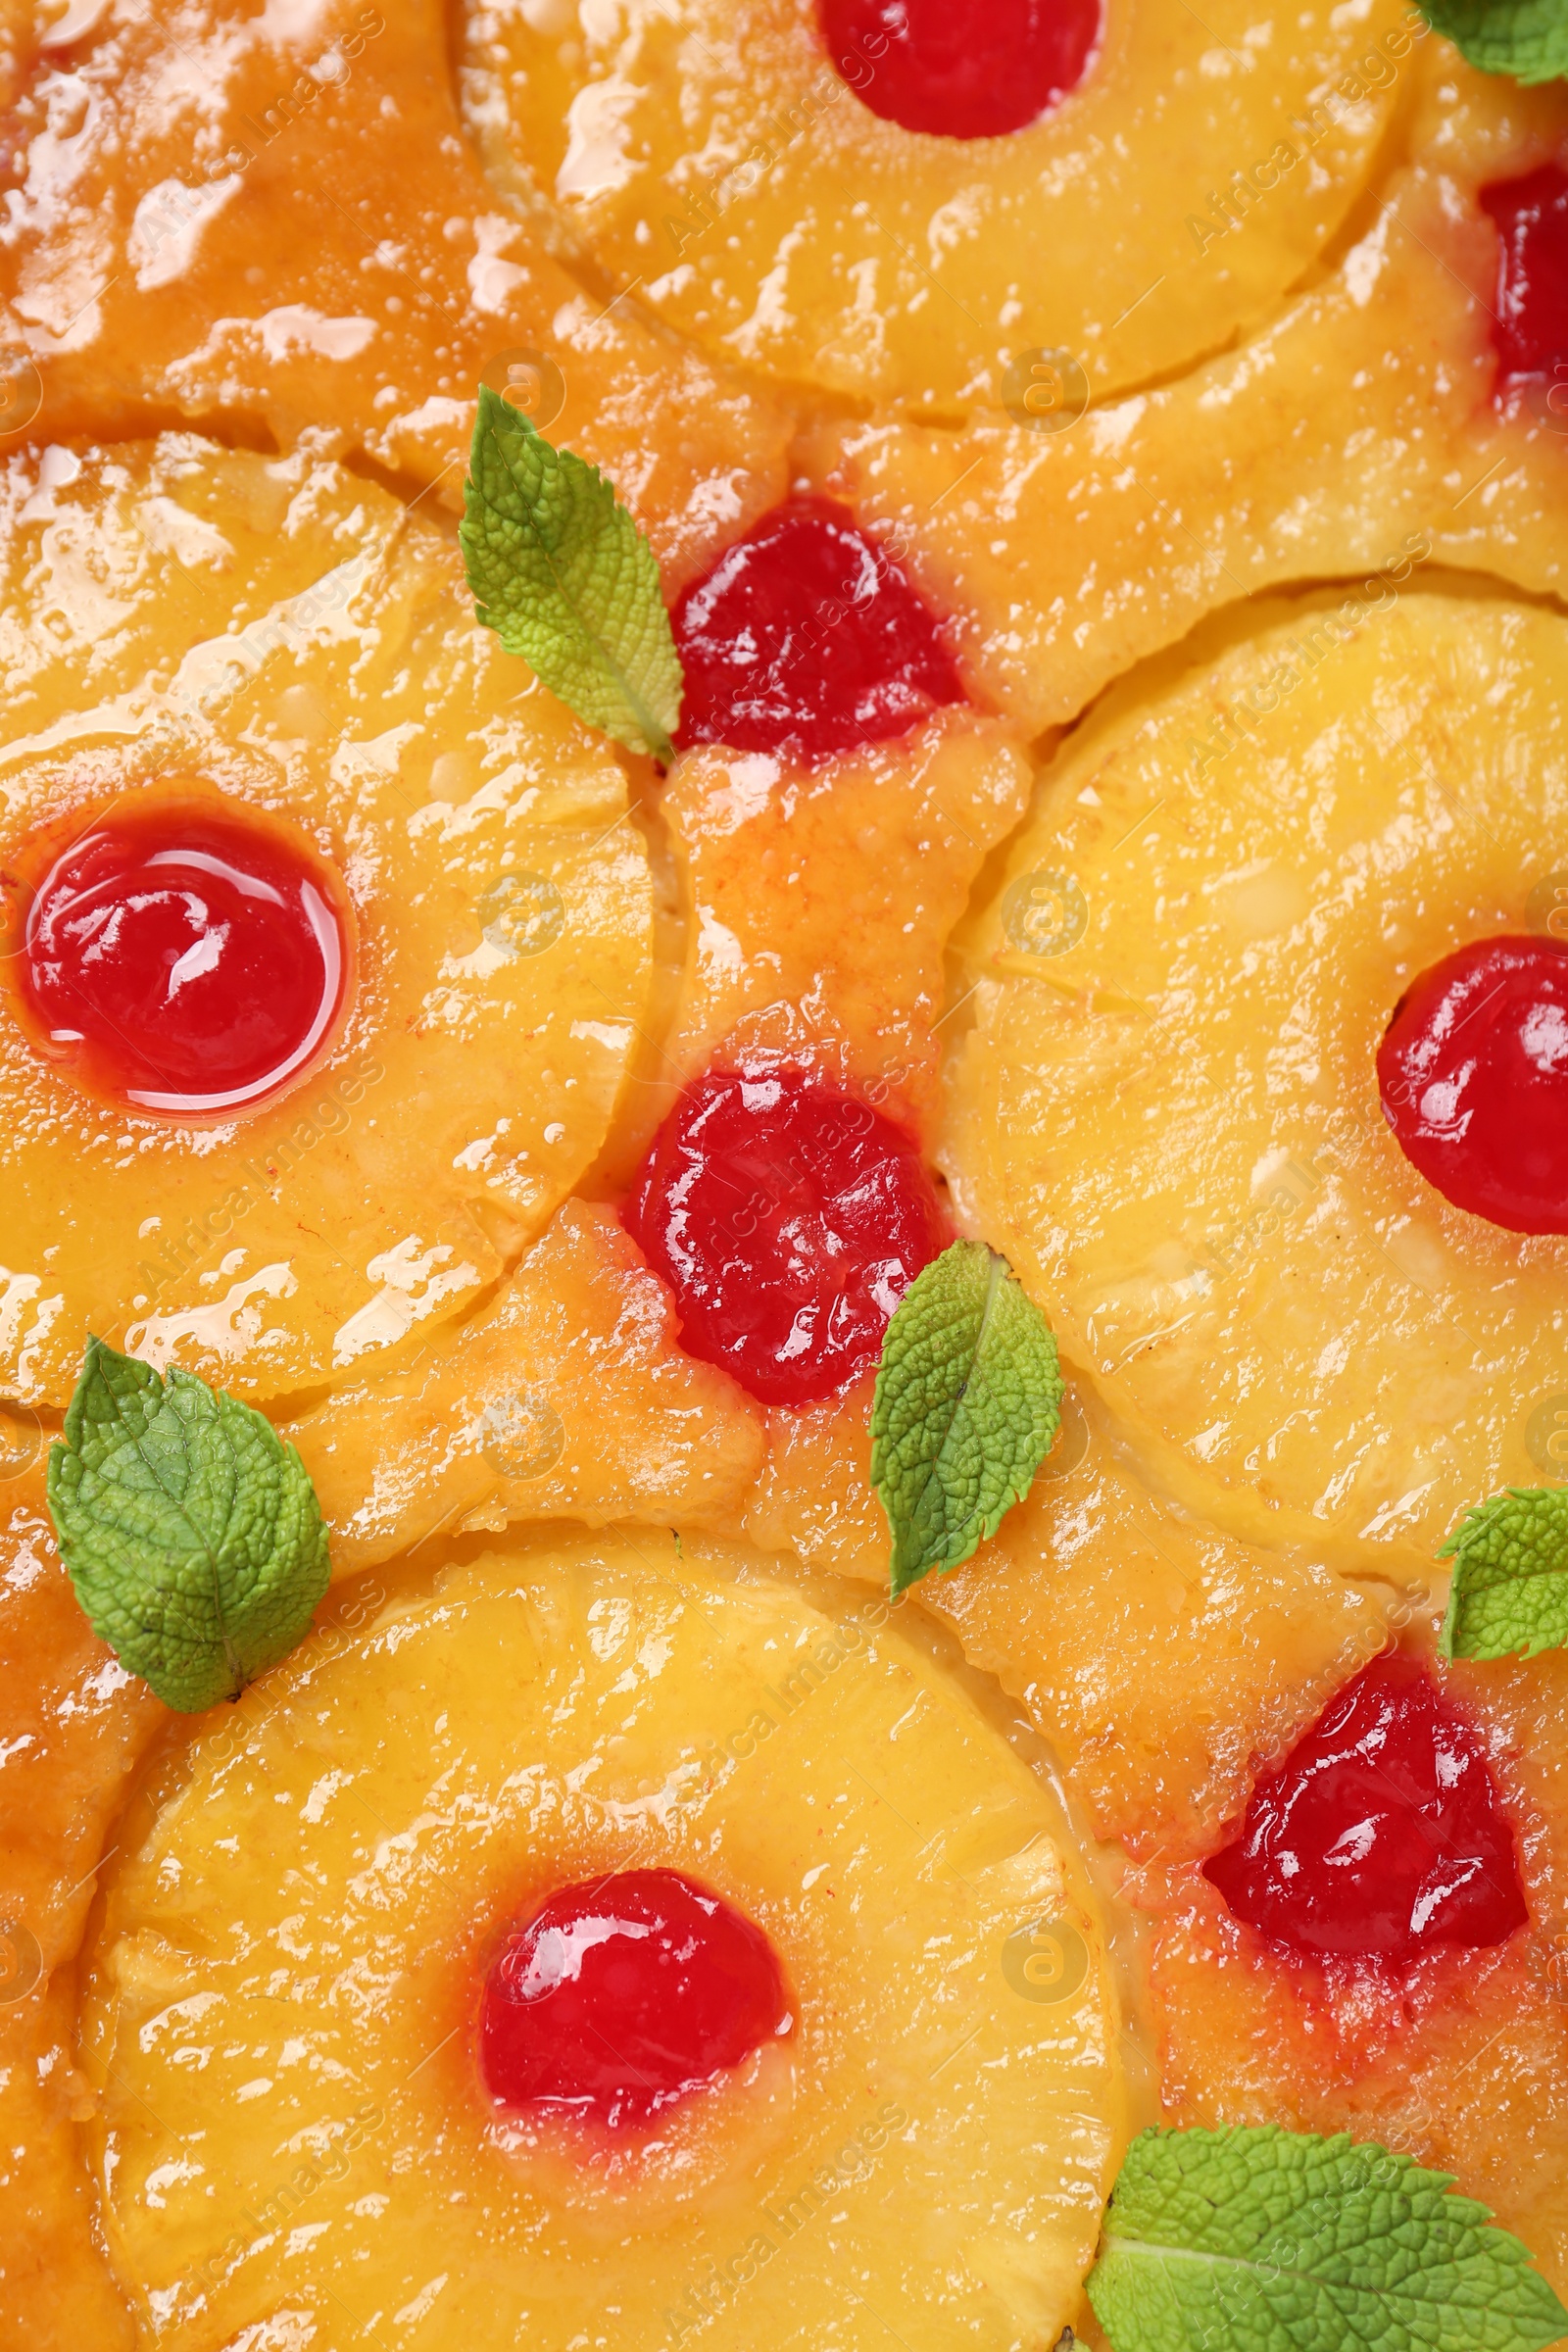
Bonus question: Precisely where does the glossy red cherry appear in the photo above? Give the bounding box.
[818,0,1101,138]
[670,497,966,764]
[1204,1654,1528,1966]
[479,1869,792,2130]
[1377,935,1568,1234]
[1481,164,1568,384]
[623,1066,948,1407]
[14,801,349,1116]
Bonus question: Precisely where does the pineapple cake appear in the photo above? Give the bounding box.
[944,587,1568,1574]
[79,1536,1126,2351]
[464,0,1411,410]
[0,0,791,578]
[0,0,1566,2346]
[0,436,654,1405]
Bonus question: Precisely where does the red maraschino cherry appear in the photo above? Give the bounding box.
[1481,163,1568,386]
[670,497,965,764]
[819,0,1101,138]
[1204,1654,1528,1966]
[15,801,349,1116]
[479,1869,792,2130]
[623,1066,948,1408]
[1377,935,1568,1233]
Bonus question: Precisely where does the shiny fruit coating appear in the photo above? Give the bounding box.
[670,498,966,763]
[623,1066,948,1407]
[1377,935,1568,1235]
[479,1868,792,2130]
[16,802,348,1116]
[1204,1654,1528,1965]
[818,0,1102,138]
[1481,164,1568,383]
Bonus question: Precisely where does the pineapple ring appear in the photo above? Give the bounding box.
[463,0,1412,411]
[80,1535,1125,2351]
[945,585,1568,1575]
[0,436,652,1407]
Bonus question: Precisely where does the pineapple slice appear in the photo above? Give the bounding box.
[0,1462,165,2348]
[281,713,1032,1563]
[0,436,652,1405]
[805,73,1568,736]
[80,1533,1126,2351]
[742,1379,1388,1852]
[1144,1647,1568,2303]
[944,586,1568,1572]
[286,1200,766,1576]
[463,0,1409,411]
[0,0,788,580]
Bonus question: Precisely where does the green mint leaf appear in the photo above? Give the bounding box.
[1088,2124,1568,2352]
[459,382,684,760]
[1417,0,1568,84]
[869,1238,1062,1596]
[1438,1484,1568,1661]
[47,1338,330,1713]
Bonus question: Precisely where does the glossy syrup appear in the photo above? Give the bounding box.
[480,1870,792,2130]
[671,497,965,764]
[16,801,349,1116]
[623,1065,948,1407]
[1377,935,1568,1233]
[1205,1655,1528,1965]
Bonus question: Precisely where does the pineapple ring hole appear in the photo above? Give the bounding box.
[818,0,1102,140]
[1378,934,1568,1235]
[5,785,354,1119]
[478,1867,794,2132]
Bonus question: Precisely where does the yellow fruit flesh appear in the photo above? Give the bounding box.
[0,438,653,1405]
[804,66,1568,735]
[81,1535,1125,2351]
[0,0,790,581]
[287,1200,766,1576]
[0,1466,165,2348]
[466,0,1410,410]
[946,587,1568,1571]
[740,1380,1389,1852]
[281,713,1032,1566]
[1143,1649,1568,2304]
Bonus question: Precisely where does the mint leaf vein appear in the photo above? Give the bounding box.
[459,382,684,760]
[869,1237,1062,1595]
[1089,2124,1568,2352]
[47,1338,330,1713]
[1439,1483,1568,1662]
